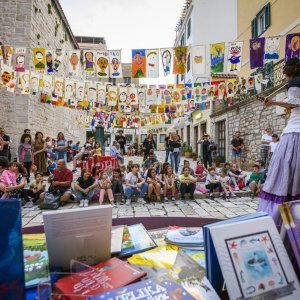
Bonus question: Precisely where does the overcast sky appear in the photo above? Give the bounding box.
[60,0,185,84]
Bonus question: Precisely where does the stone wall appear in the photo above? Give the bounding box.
[0,0,87,157]
[211,87,288,168]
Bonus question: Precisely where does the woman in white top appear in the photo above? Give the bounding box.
[260,127,273,165]
[257,57,300,225]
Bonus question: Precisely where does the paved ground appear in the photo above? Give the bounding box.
[22,151,259,228]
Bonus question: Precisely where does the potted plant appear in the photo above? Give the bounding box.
[212,155,224,167]
[185,146,193,158]
[192,152,198,161]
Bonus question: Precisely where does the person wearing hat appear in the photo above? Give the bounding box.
[258,57,300,225]
[116,130,126,155]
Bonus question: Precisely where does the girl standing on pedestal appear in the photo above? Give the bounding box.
[257,58,300,225]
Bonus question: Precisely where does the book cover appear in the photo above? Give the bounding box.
[168,250,219,299]
[0,199,25,300]
[54,257,146,300]
[111,226,124,254]
[23,233,50,288]
[118,223,156,257]
[88,279,194,299]
[148,228,168,246]
[279,201,300,270]
[166,227,204,246]
[183,249,206,269]
[128,245,179,268]
[43,206,112,270]
[121,225,134,251]
[210,216,300,299]
[203,212,268,291]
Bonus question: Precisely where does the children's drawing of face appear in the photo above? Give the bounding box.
[35,52,44,64]
[70,53,79,69]
[173,91,180,101]
[289,35,300,52]
[252,41,261,50]
[77,86,84,97]
[138,91,144,101]
[230,46,241,56]
[31,77,38,87]
[88,87,96,100]
[85,52,93,62]
[46,53,52,64]
[201,88,207,95]
[55,49,62,56]
[43,81,51,93]
[66,84,73,96]
[266,37,279,53]
[162,50,171,66]
[109,91,117,101]
[175,49,184,61]
[55,81,63,94]
[1,71,11,84]
[97,57,108,72]
[147,52,157,69]
[16,55,25,66]
[119,91,127,103]
[133,52,143,67]
[111,58,120,71]
[130,93,136,102]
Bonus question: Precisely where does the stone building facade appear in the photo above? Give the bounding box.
[0,0,88,156]
[210,84,288,168]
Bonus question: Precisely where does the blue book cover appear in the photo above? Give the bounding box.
[88,279,194,299]
[204,212,268,291]
[118,224,156,257]
[0,199,25,299]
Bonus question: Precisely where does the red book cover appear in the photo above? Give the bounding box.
[54,257,146,299]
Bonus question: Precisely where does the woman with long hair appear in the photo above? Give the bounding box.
[55,132,67,162]
[257,58,300,225]
[33,131,47,174]
[142,133,156,160]
[18,133,33,182]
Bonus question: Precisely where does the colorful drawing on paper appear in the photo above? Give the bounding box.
[68,50,81,77]
[1,65,15,92]
[250,38,265,69]
[227,42,243,72]
[83,50,95,76]
[107,86,118,106]
[192,45,205,75]
[96,83,106,105]
[138,88,147,111]
[128,87,138,105]
[109,50,122,78]
[226,231,288,299]
[52,76,64,105]
[96,50,109,78]
[2,45,13,67]
[193,83,201,103]
[172,88,182,104]
[132,49,146,78]
[247,77,255,90]
[33,48,46,73]
[14,47,26,72]
[30,72,40,95]
[41,75,52,103]
[45,49,54,74]
[53,49,64,73]
[210,43,225,73]
[173,46,188,74]
[86,81,97,103]
[265,37,280,60]
[146,49,159,78]
[75,81,85,101]
[64,79,75,106]
[227,79,236,98]
[146,86,156,106]
[285,33,300,61]
[161,48,172,76]
[19,70,30,94]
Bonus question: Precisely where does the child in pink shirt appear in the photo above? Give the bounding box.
[0,162,17,198]
[98,171,115,207]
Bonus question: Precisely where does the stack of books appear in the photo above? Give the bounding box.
[165,226,204,249]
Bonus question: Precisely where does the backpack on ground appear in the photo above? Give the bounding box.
[38,189,60,210]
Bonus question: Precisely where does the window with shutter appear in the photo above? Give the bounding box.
[251,18,257,38]
[264,2,270,29]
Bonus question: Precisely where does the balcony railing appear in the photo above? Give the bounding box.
[212,59,286,114]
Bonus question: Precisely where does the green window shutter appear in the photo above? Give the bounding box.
[265,2,270,29]
[251,17,257,38]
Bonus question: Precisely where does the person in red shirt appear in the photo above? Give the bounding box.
[39,159,73,205]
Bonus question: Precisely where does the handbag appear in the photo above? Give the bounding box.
[38,189,61,210]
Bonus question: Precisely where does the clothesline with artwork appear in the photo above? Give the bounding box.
[0,67,266,113]
[0,32,299,78]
